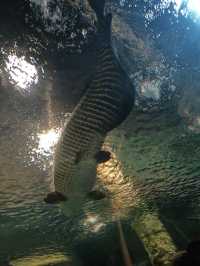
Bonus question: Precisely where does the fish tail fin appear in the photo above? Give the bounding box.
[87,0,112,45]
[87,0,106,20]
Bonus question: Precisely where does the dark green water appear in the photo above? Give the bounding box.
[1,0,200,265]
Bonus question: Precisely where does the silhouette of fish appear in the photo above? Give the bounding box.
[44,0,135,204]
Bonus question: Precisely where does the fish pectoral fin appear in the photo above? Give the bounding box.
[87,190,106,200]
[94,150,111,164]
[44,191,67,204]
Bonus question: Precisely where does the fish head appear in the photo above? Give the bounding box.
[71,157,97,194]
[61,157,98,216]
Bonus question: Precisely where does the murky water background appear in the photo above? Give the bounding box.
[1,0,200,265]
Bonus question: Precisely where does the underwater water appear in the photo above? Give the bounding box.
[1,0,200,265]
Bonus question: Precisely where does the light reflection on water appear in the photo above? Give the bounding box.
[36,128,61,156]
[82,213,106,233]
[1,0,200,265]
[27,128,61,171]
[1,67,199,265]
[144,0,200,24]
[187,0,200,16]
[164,0,200,16]
[4,54,39,93]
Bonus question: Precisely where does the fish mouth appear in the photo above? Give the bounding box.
[44,191,67,204]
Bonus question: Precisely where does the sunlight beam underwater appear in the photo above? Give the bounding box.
[187,0,200,16]
[37,129,61,155]
[175,0,200,16]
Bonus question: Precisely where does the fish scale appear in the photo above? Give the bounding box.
[51,4,135,199]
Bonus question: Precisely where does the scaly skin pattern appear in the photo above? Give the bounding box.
[53,14,135,198]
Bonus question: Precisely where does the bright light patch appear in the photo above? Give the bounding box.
[140,79,161,100]
[83,214,105,233]
[28,128,61,171]
[5,55,38,92]
[188,0,200,16]
[37,128,61,154]
[174,0,200,16]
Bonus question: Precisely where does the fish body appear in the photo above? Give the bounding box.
[44,0,135,204]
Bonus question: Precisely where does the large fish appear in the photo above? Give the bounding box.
[44,0,135,204]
